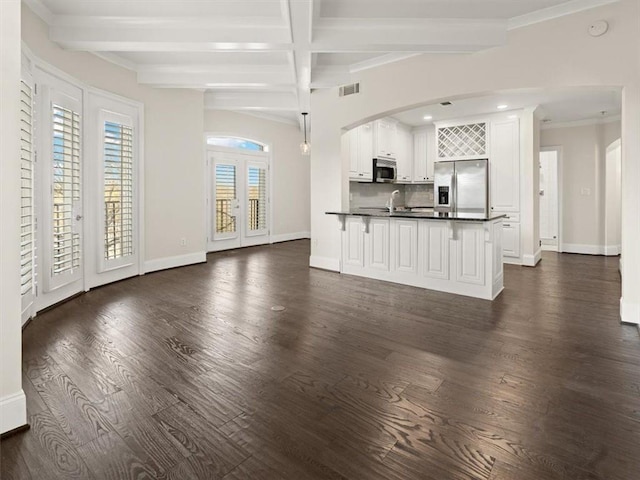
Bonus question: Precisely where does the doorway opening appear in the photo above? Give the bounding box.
[539,147,561,252]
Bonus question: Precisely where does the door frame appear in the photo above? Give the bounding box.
[604,139,622,256]
[539,146,563,253]
[204,134,273,252]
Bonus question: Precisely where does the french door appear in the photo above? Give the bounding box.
[35,71,85,311]
[208,150,270,251]
[32,66,142,314]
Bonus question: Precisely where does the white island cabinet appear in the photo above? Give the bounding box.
[333,213,504,300]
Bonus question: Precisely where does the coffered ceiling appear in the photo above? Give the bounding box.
[25,0,619,127]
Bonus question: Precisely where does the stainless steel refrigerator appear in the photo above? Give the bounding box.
[434,159,488,215]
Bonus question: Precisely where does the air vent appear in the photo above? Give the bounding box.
[440,101,452,106]
[339,83,360,97]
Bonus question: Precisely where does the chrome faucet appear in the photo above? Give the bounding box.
[388,189,400,212]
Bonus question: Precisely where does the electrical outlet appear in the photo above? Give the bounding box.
[180,237,187,246]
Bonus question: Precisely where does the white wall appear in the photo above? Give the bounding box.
[541,120,621,253]
[203,111,310,240]
[1,0,27,434]
[22,4,206,266]
[309,0,640,324]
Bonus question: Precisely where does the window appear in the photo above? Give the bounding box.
[20,80,35,298]
[207,136,268,152]
[104,121,134,261]
[52,103,81,275]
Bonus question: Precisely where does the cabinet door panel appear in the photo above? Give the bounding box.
[359,123,373,180]
[490,119,520,212]
[502,222,521,258]
[422,222,449,279]
[413,132,427,182]
[344,218,364,266]
[455,226,484,285]
[396,126,413,181]
[347,130,359,179]
[367,219,390,271]
[394,220,418,273]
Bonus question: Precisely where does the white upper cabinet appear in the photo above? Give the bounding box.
[348,123,374,181]
[412,131,429,182]
[490,118,520,212]
[374,119,397,159]
[396,124,413,183]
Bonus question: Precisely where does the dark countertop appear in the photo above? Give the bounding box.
[326,209,506,222]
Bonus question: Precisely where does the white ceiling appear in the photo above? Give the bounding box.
[26,0,620,127]
[391,88,622,127]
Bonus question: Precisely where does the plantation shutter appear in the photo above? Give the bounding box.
[51,103,81,276]
[246,162,268,236]
[20,80,36,304]
[215,163,238,236]
[104,121,134,263]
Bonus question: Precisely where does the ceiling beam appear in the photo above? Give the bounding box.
[49,16,291,52]
[285,0,313,118]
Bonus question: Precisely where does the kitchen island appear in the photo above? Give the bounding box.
[327,210,506,300]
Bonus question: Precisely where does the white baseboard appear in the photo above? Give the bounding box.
[562,243,605,255]
[604,245,621,256]
[522,249,542,267]
[309,255,340,272]
[143,251,207,274]
[0,390,27,434]
[620,297,639,325]
[270,231,310,244]
[503,257,522,266]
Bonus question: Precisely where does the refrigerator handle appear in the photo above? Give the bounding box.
[451,167,456,213]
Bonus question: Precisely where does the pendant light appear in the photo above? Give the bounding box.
[300,112,311,156]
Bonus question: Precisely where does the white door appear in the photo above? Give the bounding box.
[86,91,142,288]
[35,71,84,310]
[539,149,559,251]
[209,150,270,252]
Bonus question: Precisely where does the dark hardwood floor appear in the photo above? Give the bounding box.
[2,240,639,479]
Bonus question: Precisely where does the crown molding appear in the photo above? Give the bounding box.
[541,114,621,130]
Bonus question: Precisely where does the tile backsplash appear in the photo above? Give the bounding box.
[405,184,434,207]
[350,182,434,209]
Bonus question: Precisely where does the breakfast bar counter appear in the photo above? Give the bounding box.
[327,211,505,300]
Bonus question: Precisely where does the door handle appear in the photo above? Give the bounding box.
[76,215,83,221]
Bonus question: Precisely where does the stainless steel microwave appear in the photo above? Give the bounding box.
[373,158,397,183]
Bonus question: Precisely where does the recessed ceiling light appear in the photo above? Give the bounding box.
[497,104,508,110]
[423,115,433,120]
